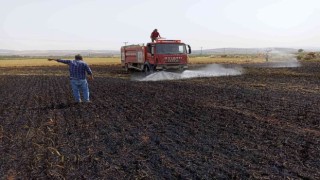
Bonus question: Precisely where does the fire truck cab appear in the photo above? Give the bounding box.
[121,39,191,72]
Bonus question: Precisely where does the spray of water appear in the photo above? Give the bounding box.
[263,49,301,68]
[131,49,301,81]
[136,64,243,81]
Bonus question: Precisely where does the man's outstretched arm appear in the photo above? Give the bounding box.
[48,58,59,61]
[48,58,71,64]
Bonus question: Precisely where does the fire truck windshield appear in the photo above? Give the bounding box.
[156,44,186,54]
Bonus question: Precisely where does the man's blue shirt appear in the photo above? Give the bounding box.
[57,59,92,80]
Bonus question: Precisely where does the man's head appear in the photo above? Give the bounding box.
[75,54,83,60]
[154,29,158,32]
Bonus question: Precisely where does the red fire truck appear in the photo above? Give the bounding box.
[121,39,191,72]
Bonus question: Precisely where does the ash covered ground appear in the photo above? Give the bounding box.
[0,62,319,179]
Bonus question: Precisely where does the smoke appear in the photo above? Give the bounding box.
[264,61,300,68]
[263,49,301,68]
[136,64,243,81]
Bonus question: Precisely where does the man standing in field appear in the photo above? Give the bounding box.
[150,29,161,42]
[48,54,93,103]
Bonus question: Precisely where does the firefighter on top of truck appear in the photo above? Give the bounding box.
[150,29,161,42]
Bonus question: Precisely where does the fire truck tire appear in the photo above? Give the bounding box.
[124,64,129,72]
[144,65,149,75]
[144,64,154,75]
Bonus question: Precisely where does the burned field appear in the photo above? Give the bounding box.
[0,62,320,179]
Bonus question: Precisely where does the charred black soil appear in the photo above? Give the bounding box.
[0,62,319,179]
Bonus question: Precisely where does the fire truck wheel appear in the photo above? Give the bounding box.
[178,66,184,72]
[144,65,151,75]
[124,64,129,72]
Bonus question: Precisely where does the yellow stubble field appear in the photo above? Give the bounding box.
[0,57,120,67]
[0,56,265,67]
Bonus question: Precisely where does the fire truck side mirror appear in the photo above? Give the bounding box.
[187,45,192,54]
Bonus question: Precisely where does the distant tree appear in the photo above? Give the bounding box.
[298,49,304,53]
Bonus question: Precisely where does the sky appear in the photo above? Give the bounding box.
[0,0,319,50]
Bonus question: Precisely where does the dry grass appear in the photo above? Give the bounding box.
[0,57,120,67]
[189,56,265,64]
[0,56,265,67]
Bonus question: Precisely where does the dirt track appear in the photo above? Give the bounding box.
[0,62,320,179]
